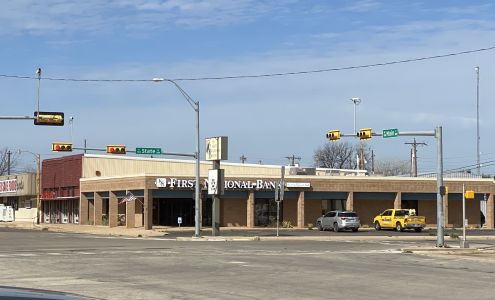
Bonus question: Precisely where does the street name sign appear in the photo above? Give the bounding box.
[383,128,399,138]
[136,147,162,155]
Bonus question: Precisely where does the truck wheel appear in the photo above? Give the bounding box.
[333,223,339,232]
[396,222,403,232]
[414,228,422,233]
[374,221,381,231]
[317,222,323,231]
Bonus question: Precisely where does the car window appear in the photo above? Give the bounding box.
[382,210,392,216]
[339,212,357,217]
[325,212,336,217]
[395,210,408,217]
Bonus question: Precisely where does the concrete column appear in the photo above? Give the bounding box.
[88,199,95,224]
[346,192,354,211]
[144,189,153,230]
[394,192,401,209]
[109,191,118,228]
[94,193,102,226]
[297,191,305,228]
[246,191,255,228]
[486,193,494,229]
[79,193,89,225]
[443,195,449,228]
[126,192,135,229]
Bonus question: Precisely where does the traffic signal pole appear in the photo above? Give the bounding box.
[326,126,445,247]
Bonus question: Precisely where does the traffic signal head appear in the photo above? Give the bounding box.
[34,111,64,126]
[465,190,475,200]
[52,142,72,152]
[106,145,126,154]
[326,130,341,141]
[357,128,372,140]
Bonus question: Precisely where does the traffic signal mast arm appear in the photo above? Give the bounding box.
[328,130,436,138]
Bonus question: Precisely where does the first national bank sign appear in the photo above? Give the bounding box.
[154,178,310,190]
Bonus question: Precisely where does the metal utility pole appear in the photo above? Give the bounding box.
[285,154,301,166]
[350,97,361,133]
[7,150,11,175]
[275,166,285,237]
[475,66,480,176]
[405,139,427,177]
[371,150,375,174]
[240,154,247,164]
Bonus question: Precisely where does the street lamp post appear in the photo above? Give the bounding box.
[475,66,480,176]
[350,97,361,133]
[152,78,201,237]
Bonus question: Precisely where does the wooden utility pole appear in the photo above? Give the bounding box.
[285,154,301,166]
[405,139,427,177]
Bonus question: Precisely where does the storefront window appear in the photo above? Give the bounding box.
[255,198,282,226]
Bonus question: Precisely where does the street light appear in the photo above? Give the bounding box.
[19,150,41,225]
[475,66,480,176]
[152,78,201,237]
[350,97,361,133]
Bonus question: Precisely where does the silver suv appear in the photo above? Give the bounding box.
[316,211,360,232]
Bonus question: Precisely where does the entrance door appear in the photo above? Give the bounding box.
[157,198,194,226]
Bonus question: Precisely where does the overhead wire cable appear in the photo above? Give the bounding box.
[0,46,494,82]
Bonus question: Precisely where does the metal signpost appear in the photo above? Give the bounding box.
[275,166,285,237]
[462,187,474,248]
[326,126,445,247]
[206,136,228,236]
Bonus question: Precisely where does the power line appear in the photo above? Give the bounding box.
[1,46,494,82]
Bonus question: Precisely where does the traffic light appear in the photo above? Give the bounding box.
[326,130,341,141]
[34,111,64,126]
[357,128,372,140]
[52,142,72,152]
[106,145,126,154]
[465,190,474,200]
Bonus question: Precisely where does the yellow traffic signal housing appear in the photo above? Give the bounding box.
[326,130,341,141]
[465,190,475,200]
[357,128,372,140]
[34,111,64,126]
[106,145,126,154]
[52,142,72,152]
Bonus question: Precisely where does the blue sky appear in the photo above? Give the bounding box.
[2,0,495,174]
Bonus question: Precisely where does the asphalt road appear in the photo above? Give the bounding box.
[1,228,494,300]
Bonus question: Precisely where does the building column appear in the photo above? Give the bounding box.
[109,191,118,228]
[80,193,89,225]
[443,195,449,228]
[346,192,354,211]
[94,192,102,226]
[394,192,401,209]
[135,196,144,227]
[297,191,305,228]
[88,199,95,224]
[486,193,494,229]
[144,189,153,230]
[126,191,136,228]
[247,191,255,228]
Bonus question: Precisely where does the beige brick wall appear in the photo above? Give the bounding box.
[283,199,297,226]
[304,200,321,227]
[418,201,437,226]
[354,200,394,226]
[221,198,246,227]
[448,200,481,227]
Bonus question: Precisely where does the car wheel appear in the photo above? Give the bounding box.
[374,221,381,231]
[317,222,323,231]
[414,228,422,233]
[396,222,403,232]
[333,223,339,232]
[351,228,358,232]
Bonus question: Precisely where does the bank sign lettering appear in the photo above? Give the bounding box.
[0,179,17,194]
[154,177,295,190]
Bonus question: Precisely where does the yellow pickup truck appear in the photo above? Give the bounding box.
[373,209,426,232]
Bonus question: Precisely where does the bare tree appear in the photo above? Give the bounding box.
[374,159,409,176]
[0,148,20,176]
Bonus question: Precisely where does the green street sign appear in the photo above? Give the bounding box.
[136,147,162,155]
[383,128,399,138]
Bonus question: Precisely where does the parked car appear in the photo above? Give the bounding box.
[373,209,426,232]
[316,211,360,232]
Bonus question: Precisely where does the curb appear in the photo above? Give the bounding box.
[176,236,260,242]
